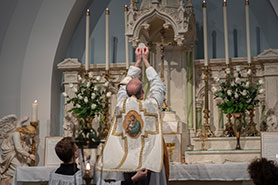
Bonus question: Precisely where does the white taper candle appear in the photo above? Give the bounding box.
[105,8,110,71]
[85,9,90,71]
[245,0,251,64]
[223,0,229,65]
[202,0,208,66]
[124,5,129,70]
[31,100,38,122]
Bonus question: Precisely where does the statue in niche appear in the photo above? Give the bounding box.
[0,114,36,185]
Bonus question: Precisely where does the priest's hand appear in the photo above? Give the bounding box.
[135,47,142,67]
[131,168,148,182]
[142,47,150,68]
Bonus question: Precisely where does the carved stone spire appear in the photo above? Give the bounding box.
[125,0,196,47]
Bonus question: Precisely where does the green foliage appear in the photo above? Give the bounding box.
[63,73,111,147]
[213,67,264,114]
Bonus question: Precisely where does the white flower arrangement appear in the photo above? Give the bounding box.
[63,73,112,147]
[213,67,264,114]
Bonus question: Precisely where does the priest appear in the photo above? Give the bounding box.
[97,45,168,185]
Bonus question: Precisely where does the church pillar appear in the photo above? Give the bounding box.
[196,101,203,130]
[63,71,79,137]
[186,50,194,130]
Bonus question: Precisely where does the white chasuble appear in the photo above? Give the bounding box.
[96,96,163,173]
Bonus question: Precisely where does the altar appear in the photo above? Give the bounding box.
[12,163,254,185]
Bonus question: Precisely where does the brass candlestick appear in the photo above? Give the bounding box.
[222,64,235,137]
[101,70,112,138]
[83,170,93,185]
[30,121,38,166]
[159,42,170,111]
[197,66,214,150]
[243,64,260,136]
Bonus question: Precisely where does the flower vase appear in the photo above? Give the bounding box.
[232,113,242,150]
[76,117,100,149]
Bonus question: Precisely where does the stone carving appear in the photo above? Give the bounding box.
[126,0,195,47]
[0,115,36,184]
[266,101,278,131]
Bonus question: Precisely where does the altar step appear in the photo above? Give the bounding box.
[184,137,261,164]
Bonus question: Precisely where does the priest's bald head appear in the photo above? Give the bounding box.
[126,78,144,99]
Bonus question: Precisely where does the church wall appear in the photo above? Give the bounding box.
[0,0,43,117]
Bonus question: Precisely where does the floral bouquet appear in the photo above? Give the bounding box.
[212,66,264,114]
[63,72,112,148]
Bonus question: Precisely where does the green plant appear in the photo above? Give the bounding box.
[63,72,111,147]
[212,67,264,114]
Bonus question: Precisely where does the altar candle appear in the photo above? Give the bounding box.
[124,5,129,70]
[85,9,90,71]
[31,100,38,122]
[245,0,251,64]
[85,162,90,174]
[223,0,229,65]
[202,0,208,66]
[105,8,110,71]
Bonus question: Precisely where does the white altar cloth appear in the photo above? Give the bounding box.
[169,162,250,181]
[12,166,124,185]
[12,162,251,185]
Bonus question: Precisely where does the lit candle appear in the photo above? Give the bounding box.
[202,0,208,66]
[31,100,38,122]
[85,9,90,71]
[124,5,129,70]
[223,0,229,65]
[85,162,91,174]
[105,8,110,71]
[245,0,251,64]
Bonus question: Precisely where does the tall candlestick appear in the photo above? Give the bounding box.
[202,0,208,66]
[245,0,251,64]
[31,100,38,122]
[85,9,90,71]
[105,8,110,71]
[124,5,129,70]
[223,0,229,64]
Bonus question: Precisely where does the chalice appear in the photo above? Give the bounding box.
[166,143,176,162]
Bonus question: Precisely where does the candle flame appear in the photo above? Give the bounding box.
[203,0,206,3]
[224,0,226,2]
[34,100,38,104]
[86,163,90,170]
[86,9,89,13]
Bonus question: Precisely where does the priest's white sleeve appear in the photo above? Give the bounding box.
[146,66,166,108]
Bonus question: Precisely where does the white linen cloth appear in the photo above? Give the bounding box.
[169,162,251,181]
[11,163,251,185]
[96,66,165,173]
[49,170,122,185]
[12,166,124,185]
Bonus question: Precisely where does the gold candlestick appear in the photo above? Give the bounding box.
[222,64,235,137]
[197,66,214,150]
[101,70,112,138]
[30,121,38,166]
[243,64,260,136]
